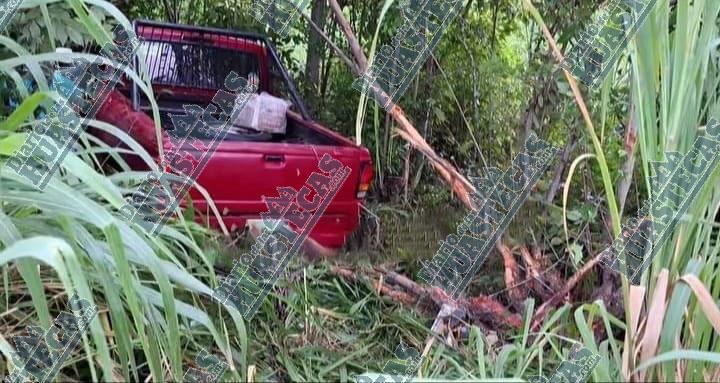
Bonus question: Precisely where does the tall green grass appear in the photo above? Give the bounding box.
[625,0,720,380]
[522,0,720,381]
[0,0,247,380]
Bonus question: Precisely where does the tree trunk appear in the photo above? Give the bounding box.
[305,0,327,112]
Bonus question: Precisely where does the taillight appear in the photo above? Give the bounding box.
[357,162,373,199]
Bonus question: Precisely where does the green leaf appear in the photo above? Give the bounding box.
[0,92,55,132]
[568,243,583,265]
[566,209,582,222]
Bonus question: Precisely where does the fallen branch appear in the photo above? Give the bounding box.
[247,220,337,261]
[497,243,527,310]
[330,264,522,331]
[326,0,476,209]
[332,265,418,306]
[467,295,522,330]
[377,267,427,297]
[545,137,576,204]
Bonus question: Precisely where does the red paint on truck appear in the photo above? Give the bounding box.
[95,20,372,249]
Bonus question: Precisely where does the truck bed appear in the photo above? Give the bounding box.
[155,100,337,146]
[96,88,371,249]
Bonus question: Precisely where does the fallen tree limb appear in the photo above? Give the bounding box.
[497,243,527,310]
[467,295,522,329]
[325,0,476,209]
[330,264,521,331]
[377,267,427,297]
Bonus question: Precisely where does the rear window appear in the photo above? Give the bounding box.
[139,40,261,90]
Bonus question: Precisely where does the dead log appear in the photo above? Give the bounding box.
[545,138,576,204]
[466,296,522,330]
[247,219,338,261]
[331,265,521,331]
[378,268,427,297]
[330,265,356,281]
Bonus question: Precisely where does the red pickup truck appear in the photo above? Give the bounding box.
[95,20,373,252]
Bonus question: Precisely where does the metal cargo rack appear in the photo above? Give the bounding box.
[131,19,310,120]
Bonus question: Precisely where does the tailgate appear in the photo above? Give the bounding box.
[188,140,366,235]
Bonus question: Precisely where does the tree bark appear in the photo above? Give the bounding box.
[305,0,327,112]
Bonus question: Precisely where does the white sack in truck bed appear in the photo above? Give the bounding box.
[233,92,292,134]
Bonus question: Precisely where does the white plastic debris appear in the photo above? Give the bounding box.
[233,91,291,134]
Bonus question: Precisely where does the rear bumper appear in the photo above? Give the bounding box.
[200,202,360,249]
